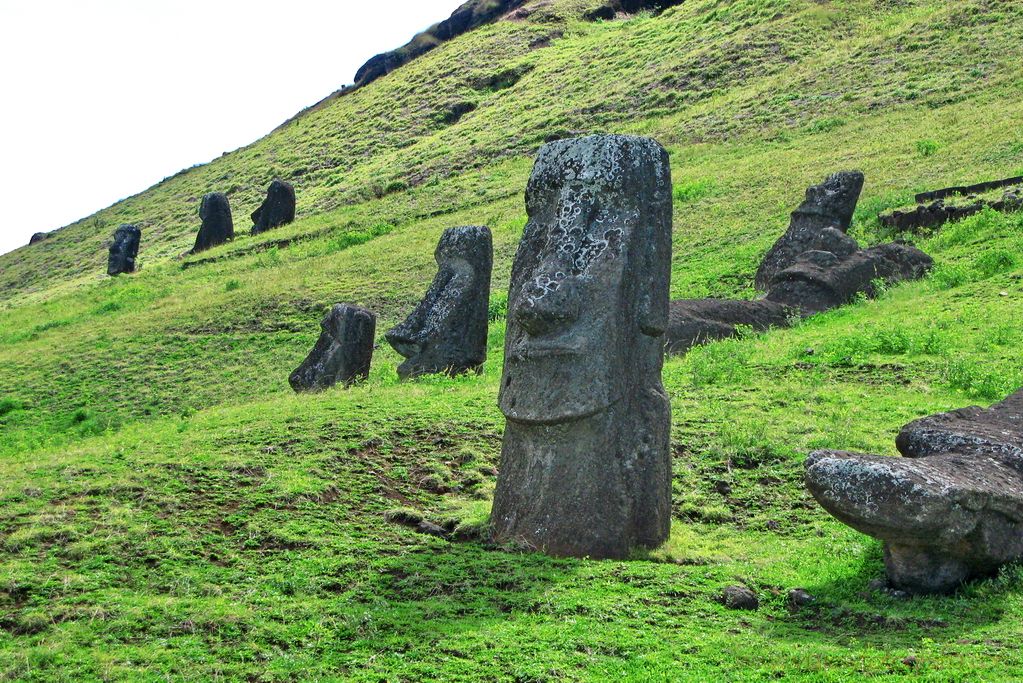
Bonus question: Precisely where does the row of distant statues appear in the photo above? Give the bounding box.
[289,134,1022,595]
[105,179,297,276]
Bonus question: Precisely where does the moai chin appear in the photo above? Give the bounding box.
[385,225,493,380]
[490,134,673,559]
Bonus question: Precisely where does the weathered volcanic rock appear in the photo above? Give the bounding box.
[107,224,141,276]
[386,226,493,380]
[289,304,376,392]
[765,242,933,315]
[754,171,865,290]
[491,134,673,559]
[29,232,49,245]
[251,179,296,235]
[193,192,234,253]
[664,298,793,355]
[805,388,1023,594]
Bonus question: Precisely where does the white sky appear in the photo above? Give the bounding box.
[0,0,466,256]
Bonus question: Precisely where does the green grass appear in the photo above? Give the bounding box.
[2,0,1023,679]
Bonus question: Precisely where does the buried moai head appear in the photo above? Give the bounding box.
[251,179,296,235]
[289,304,376,392]
[385,226,493,380]
[498,134,672,425]
[491,134,673,559]
[754,171,865,290]
[107,224,141,276]
[194,192,234,253]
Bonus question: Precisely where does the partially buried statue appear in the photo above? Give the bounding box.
[385,226,493,380]
[289,304,376,392]
[193,192,234,253]
[806,388,1023,594]
[491,134,673,558]
[251,179,296,235]
[107,224,142,276]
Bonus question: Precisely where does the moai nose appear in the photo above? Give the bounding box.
[515,276,580,337]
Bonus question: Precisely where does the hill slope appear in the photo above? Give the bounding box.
[2,0,1023,680]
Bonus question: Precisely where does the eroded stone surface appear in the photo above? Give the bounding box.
[289,304,376,392]
[806,388,1023,594]
[251,179,296,235]
[386,226,492,380]
[664,299,792,355]
[491,134,673,559]
[107,224,141,276]
[193,192,234,253]
[754,171,865,290]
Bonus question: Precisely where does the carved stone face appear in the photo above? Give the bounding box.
[499,135,671,425]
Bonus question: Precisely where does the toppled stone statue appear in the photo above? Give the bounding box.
[193,192,234,253]
[806,387,1023,594]
[251,179,296,235]
[107,224,141,276]
[289,304,376,392]
[29,232,49,245]
[754,171,865,290]
[385,226,493,380]
[491,134,673,558]
[665,172,932,356]
[880,181,1023,233]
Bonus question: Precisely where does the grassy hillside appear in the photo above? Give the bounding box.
[2,0,1023,679]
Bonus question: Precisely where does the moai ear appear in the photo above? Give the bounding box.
[637,220,670,337]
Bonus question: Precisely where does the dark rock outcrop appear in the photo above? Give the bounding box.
[880,183,1023,233]
[29,232,49,245]
[386,226,493,380]
[665,299,792,354]
[720,586,759,611]
[107,224,141,276]
[289,304,376,392]
[251,179,296,235]
[915,175,1023,203]
[806,388,1023,594]
[491,134,673,559]
[193,192,234,253]
[754,171,865,290]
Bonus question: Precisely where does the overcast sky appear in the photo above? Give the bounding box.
[0,0,465,256]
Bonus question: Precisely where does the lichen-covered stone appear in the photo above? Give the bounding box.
[251,179,296,235]
[754,171,865,290]
[107,224,141,276]
[385,226,492,380]
[491,134,673,559]
[806,388,1023,594]
[193,192,234,253]
[289,304,376,392]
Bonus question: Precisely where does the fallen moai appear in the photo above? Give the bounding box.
[665,172,933,355]
[289,304,376,392]
[193,192,234,253]
[491,134,673,559]
[251,179,296,235]
[385,226,493,380]
[806,387,1023,594]
[107,224,142,276]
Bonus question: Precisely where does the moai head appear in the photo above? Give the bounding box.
[499,134,672,425]
[107,224,141,276]
[385,226,493,379]
[251,179,296,235]
[796,171,865,232]
[194,192,234,253]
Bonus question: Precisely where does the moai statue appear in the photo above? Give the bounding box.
[491,134,673,558]
[385,226,493,380]
[806,387,1023,594]
[754,171,865,290]
[193,192,234,253]
[251,179,296,235]
[107,224,142,276]
[289,304,376,392]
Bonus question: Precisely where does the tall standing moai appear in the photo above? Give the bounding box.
[385,226,493,380]
[251,179,296,235]
[107,224,142,276]
[193,192,234,253]
[491,134,674,559]
[290,304,377,392]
